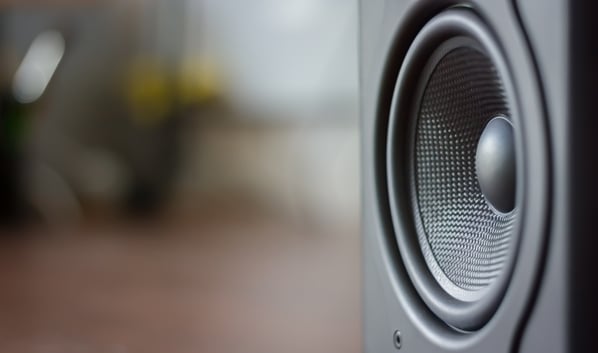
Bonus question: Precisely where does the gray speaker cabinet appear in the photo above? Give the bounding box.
[361,0,597,351]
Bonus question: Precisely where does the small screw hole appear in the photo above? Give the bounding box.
[393,330,402,349]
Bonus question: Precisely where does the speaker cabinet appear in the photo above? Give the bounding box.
[361,0,598,352]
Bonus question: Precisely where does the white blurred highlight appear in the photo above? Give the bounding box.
[12,30,65,104]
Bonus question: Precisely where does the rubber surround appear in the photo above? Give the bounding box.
[386,10,523,331]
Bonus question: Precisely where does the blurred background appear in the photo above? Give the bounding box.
[0,0,360,352]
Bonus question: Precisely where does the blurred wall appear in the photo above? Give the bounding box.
[184,0,358,122]
[174,0,360,226]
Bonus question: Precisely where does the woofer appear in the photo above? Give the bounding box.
[386,9,523,331]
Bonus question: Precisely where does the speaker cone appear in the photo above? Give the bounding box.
[386,10,522,331]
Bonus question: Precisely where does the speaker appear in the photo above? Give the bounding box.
[361,1,598,352]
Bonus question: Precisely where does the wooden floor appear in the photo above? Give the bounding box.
[0,214,361,353]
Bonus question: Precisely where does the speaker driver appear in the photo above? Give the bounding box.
[386,9,522,331]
